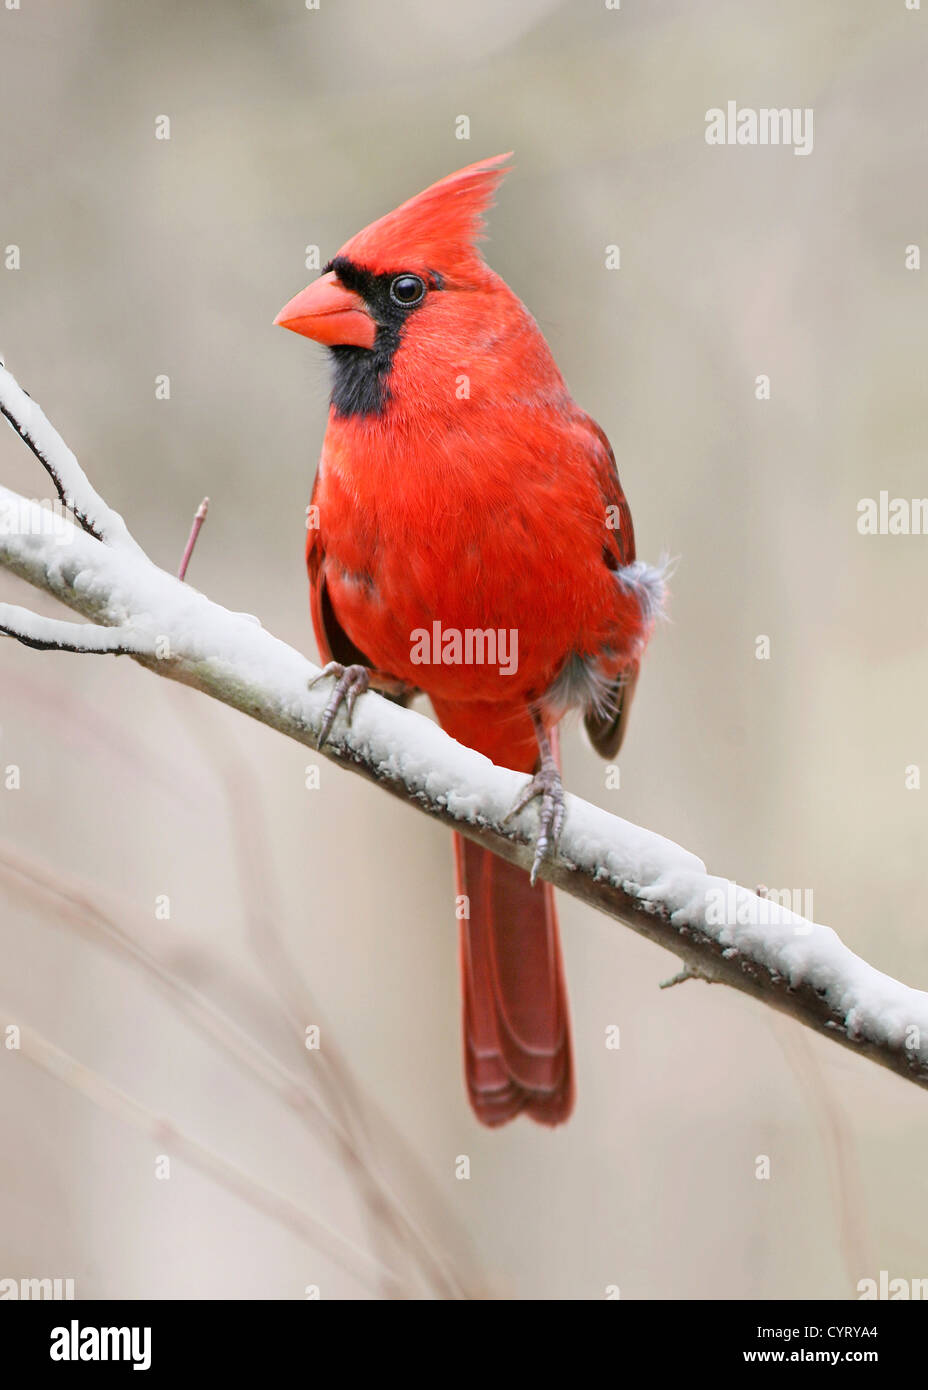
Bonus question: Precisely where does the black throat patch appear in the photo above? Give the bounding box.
[325,256,435,419]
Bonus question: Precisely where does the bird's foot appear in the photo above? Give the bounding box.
[504,755,566,887]
[308,662,370,750]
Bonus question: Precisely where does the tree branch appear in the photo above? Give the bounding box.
[0,605,152,654]
[2,363,928,1095]
[0,361,144,555]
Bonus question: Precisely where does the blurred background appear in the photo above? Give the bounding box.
[1,0,927,1299]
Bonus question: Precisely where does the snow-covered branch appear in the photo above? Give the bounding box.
[2,364,928,1096]
[0,363,144,555]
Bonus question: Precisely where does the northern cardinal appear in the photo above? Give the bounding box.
[276,154,663,1126]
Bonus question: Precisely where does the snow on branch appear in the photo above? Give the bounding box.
[2,364,928,1095]
[0,362,144,556]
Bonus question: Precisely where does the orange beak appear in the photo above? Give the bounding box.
[274,270,377,349]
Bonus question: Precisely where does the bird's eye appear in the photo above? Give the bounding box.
[389,274,426,307]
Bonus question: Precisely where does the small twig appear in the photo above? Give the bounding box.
[660,966,703,990]
[178,497,209,582]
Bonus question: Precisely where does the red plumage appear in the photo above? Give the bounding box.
[277,155,660,1126]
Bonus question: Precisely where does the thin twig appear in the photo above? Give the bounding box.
[178,497,209,582]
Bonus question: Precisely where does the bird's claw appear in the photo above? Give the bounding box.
[309,662,370,750]
[504,759,566,886]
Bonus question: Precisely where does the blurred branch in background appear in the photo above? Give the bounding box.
[0,839,478,1299]
[770,1015,871,1295]
[4,1008,403,1297]
[1,356,928,1241]
[175,699,479,1297]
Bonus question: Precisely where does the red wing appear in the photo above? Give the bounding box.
[582,414,636,566]
[307,477,416,702]
[577,414,640,759]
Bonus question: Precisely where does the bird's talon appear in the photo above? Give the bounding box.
[506,758,566,886]
[309,662,370,749]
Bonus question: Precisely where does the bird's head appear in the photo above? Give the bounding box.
[274,153,555,419]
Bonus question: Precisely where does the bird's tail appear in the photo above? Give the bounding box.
[453,834,574,1126]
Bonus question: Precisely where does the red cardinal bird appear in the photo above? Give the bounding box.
[276,154,663,1126]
